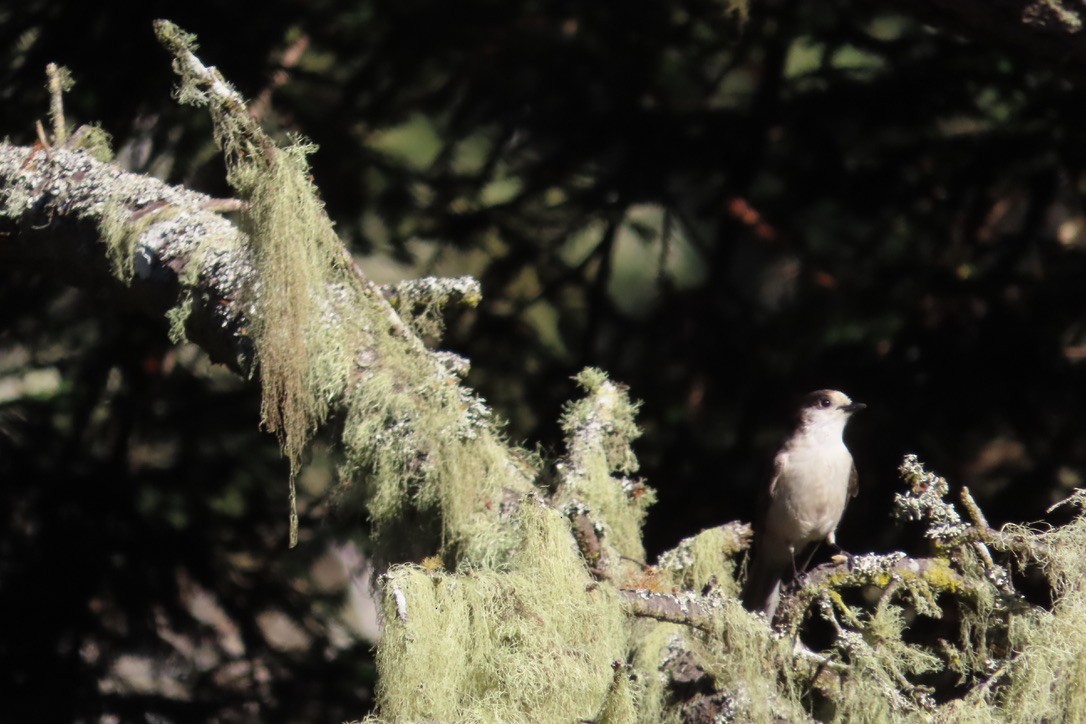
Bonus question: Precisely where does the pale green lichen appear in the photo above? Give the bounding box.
[381,275,482,341]
[981,492,1086,720]
[894,454,971,543]
[595,663,639,723]
[657,523,751,599]
[99,199,178,283]
[72,124,114,163]
[826,601,941,719]
[693,594,808,722]
[155,21,542,560]
[375,501,629,722]
[231,140,359,470]
[621,592,809,722]
[335,317,537,567]
[157,24,339,473]
[626,623,686,723]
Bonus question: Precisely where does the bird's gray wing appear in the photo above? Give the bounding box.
[848,460,859,499]
[752,451,786,544]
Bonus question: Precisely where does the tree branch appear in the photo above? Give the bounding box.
[0,143,253,368]
[619,589,718,632]
[0,141,536,563]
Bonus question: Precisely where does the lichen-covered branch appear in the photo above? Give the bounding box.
[615,454,1086,721]
[775,552,978,634]
[0,144,253,368]
[619,589,719,632]
[150,21,545,562]
[157,20,366,545]
[379,276,482,341]
[2,22,543,568]
[551,368,657,583]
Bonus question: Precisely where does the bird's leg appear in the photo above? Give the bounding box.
[826,531,852,559]
[796,541,822,574]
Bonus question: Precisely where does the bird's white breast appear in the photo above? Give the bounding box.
[767,435,853,548]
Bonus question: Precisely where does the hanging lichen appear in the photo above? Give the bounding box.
[375,500,630,722]
[155,21,368,545]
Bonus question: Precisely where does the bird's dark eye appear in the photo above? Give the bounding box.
[819,397,831,408]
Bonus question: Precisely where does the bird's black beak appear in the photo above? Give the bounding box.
[841,402,866,413]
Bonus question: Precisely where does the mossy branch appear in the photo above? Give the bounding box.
[375,501,629,722]
[619,589,719,632]
[656,521,752,599]
[152,22,519,553]
[155,20,336,545]
[775,553,978,634]
[552,368,657,583]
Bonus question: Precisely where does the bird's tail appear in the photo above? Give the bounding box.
[741,537,792,621]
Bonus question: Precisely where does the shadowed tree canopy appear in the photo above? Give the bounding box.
[3,0,1086,720]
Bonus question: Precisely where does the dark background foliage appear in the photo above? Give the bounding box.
[3,0,1086,719]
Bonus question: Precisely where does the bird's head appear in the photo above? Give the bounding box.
[796,389,865,433]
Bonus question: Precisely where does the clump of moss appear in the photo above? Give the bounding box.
[375,500,630,721]
[380,276,481,341]
[656,522,751,599]
[985,491,1086,719]
[626,622,686,723]
[624,594,807,722]
[339,351,536,567]
[230,141,359,470]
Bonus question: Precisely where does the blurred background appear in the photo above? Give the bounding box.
[3,0,1086,720]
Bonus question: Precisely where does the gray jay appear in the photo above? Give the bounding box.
[742,389,865,620]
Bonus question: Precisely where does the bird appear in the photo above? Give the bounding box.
[741,389,865,621]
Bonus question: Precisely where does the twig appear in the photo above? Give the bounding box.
[618,589,716,633]
[964,659,1014,703]
[201,198,247,213]
[876,578,903,613]
[570,511,610,580]
[250,34,310,121]
[34,120,51,150]
[817,594,844,634]
[960,486,990,529]
[154,21,249,112]
[153,20,278,166]
[45,63,71,146]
